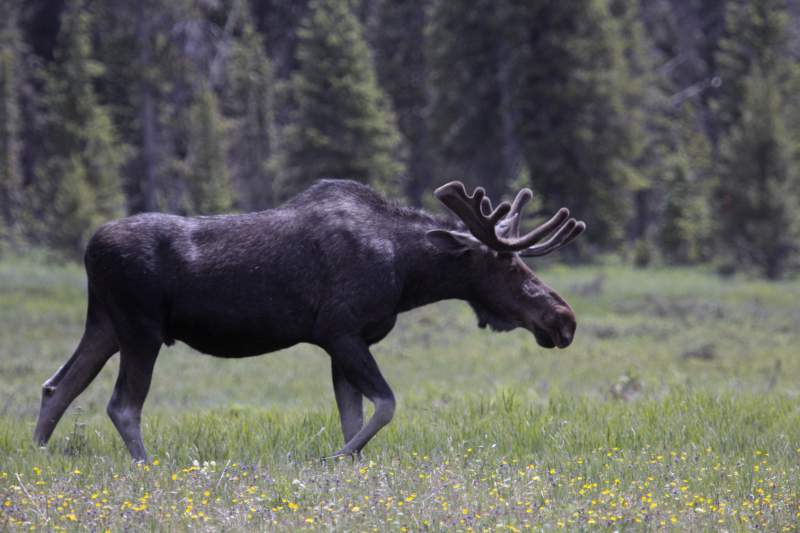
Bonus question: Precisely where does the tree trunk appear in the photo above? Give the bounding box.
[137,1,157,212]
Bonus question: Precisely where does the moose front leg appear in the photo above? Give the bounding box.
[331,361,363,443]
[326,336,395,457]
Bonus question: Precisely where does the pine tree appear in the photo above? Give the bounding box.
[717,68,799,278]
[371,0,432,205]
[0,0,22,245]
[640,0,728,147]
[657,148,714,264]
[609,0,662,246]
[249,0,311,80]
[186,85,232,214]
[608,0,716,262]
[92,0,143,209]
[714,0,800,278]
[625,0,720,263]
[35,0,126,255]
[93,0,205,214]
[426,0,514,199]
[226,18,275,210]
[275,0,404,201]
[502,0,636,249]
[649,94,716,265]
[714,0,789,135]
[148,0,216,214]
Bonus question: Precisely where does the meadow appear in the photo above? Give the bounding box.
[1,257,799,531]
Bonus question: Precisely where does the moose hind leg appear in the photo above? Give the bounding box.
[106,337,161,462]
[34,307,118,446]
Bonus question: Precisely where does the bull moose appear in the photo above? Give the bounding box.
[34,180,585,461]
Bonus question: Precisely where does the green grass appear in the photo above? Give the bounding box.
[1,258,799,531]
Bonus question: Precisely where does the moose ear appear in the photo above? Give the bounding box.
[425,230,481,255]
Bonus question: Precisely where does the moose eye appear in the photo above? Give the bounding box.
[496,252,515,264]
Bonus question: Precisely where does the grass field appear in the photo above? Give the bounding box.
[1,257,799,531]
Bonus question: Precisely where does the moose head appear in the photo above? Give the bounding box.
[426,181,586,348]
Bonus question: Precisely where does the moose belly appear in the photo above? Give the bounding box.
[165,311,310,358]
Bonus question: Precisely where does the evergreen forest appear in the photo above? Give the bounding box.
[1,0,799,278]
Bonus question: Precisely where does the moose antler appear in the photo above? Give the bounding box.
[497,187,533,238]
[434,181,586,256]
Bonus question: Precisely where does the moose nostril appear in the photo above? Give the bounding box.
[553,305,576,347]
[559,325,573,346]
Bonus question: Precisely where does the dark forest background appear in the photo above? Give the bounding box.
[0,0,798,278]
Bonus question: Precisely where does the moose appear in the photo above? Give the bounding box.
[34,180,585,461]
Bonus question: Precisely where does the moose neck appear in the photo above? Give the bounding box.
[395,224,475,313]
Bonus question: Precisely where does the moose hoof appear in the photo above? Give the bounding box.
[321,449,361,463]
